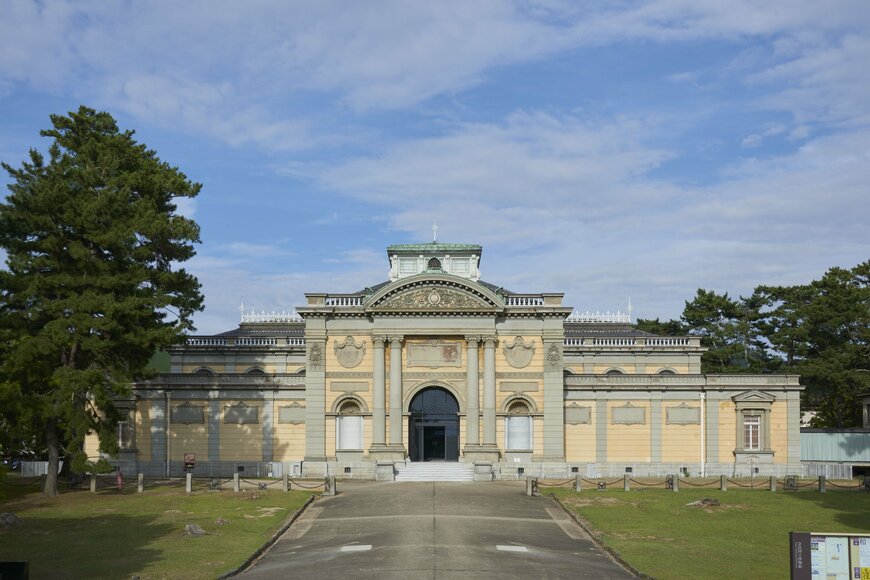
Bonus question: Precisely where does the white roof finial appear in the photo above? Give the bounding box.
[433,221,438,243]
[239,297,245,322]
[628,296,633,322]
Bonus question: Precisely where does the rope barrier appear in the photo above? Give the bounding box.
[536,478,575,488]
[825,481,860,490]
[629,478,668,487]
[678,478,721,488]
[726,479,767,489]
[0,477,43,488]
[287,479,327,490]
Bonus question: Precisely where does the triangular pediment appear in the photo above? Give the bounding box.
[366,275,504,313]
[732,390,776,403]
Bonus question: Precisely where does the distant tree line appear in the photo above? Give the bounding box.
[637,261,870,428]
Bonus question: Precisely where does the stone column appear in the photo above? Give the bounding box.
[372,336,386,445]
[389,335,404,446]
[482,336,497,446]
[465,336,480,446]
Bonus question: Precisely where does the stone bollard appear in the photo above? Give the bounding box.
[138,473,144,493]
[672,475,679,492]
[623,474,630,492]
[769,476,776,492]
[186,473,192,493]
[233,472,241,493]
[573,474,582,493]
[819,475,826,493]
[323,475,336,496]
[283,473,289,492]
[720,475,727,491]
[90,473,97,493]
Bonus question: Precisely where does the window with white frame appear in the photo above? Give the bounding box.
[336,400,363,450]
[117,410,134,450]
[743,415,761,451]
[505,400,533,451]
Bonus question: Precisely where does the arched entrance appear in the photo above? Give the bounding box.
[408,387,460,462]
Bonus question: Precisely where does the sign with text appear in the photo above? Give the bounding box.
[183,452,195,470]
[790,532,870,580]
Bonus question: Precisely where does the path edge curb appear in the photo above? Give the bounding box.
[550,494,654,580]
[218,493,318,578]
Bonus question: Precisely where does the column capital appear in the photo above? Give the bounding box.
[465,335,481,346]
[372,335,388,347]
[388,335,404,346]
[482,335,497,348]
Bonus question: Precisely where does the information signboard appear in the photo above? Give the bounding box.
[790,532,870,580]
[183,452,195,471]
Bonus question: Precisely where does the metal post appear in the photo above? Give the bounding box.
[624,474,630,491]
[138,473,144,493]
[233,472,240,492]
[720,475,727,491]
[186,472,192,493]
[819,475,826,493]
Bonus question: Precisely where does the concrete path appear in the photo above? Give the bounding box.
[241,481,635,579]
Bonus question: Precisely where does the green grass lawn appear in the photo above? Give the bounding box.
[0,479,314,579]
[552,486,870,580]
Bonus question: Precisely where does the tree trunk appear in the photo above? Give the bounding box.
[44,418,60,497]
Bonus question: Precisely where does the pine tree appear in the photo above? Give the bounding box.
[0,107,203,495]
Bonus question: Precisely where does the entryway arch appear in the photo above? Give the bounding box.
[408,387,460,462]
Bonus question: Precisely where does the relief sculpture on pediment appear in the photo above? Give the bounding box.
[378,286,489,310]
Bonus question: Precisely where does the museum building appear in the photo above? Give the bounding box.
[98,241,803,480]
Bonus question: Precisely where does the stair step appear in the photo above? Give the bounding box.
[395,462,476,482]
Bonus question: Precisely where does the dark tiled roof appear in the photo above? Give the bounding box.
[216,324,305,337]
[564,323,655,337]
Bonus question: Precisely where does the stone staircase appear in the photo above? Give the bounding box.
[394,461,475,482]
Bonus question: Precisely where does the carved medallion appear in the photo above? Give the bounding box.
[333,335,366,368]
[378,285,489,310]
[308,343,322,370]
[503,336,535,369]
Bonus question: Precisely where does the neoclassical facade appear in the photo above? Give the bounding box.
[97,242,803,479]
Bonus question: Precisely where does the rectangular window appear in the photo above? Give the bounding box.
[451,259,470,274]
[743,415,760,450]
[337,416,363,450]
[117,420,133,450]
[399,258,417,274]
[505,416,533,451]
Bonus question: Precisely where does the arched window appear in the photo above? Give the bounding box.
[336,399,363,450]
[658,369,676,375]
[427,257,442,270]
[193,367,214,376]
[605,369,624,376]
[245,368,266,375]
[505,400,533,451]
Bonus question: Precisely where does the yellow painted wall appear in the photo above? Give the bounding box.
[325,416,336,457]
[718,401,737,463]
[607,402,651,461]
[170,416,208,462]
[273,411,305,462]
[135,405,151,461]
[219,401,262,461]
[84,431,101,459]
[770,402,788,463]
[661,409,702,463]
[565,422,595,462]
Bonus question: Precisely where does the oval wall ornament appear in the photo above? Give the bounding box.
[503,336,535,368]
[334,335,366,368]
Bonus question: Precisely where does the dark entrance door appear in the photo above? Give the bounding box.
[408,387,459,462]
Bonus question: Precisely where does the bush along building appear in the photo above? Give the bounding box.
[91,241,803,480]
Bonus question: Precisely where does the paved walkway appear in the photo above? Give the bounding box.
[241,481,635,579]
